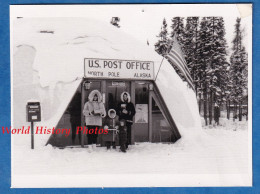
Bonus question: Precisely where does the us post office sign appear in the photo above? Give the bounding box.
[84,58,155,80]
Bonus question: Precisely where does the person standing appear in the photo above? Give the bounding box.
[103,109,119,150]
[116,92,136,149]
[83,90,106,148]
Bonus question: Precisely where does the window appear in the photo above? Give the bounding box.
[151,98,172,142]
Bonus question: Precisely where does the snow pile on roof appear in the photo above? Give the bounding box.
[12,18,201,147]
[13,18,163,87]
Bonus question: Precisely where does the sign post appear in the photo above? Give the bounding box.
[31,121,34,149]
[26,102,41,149]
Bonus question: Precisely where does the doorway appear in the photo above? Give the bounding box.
[133,81,149,142]
[47,79,180,148]
[106,81,130,110]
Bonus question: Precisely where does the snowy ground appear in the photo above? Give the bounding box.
[12,118,249,179]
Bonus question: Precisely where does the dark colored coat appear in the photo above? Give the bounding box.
[116,102,136,122]
[103,115,119,129]
[116,92,136,124]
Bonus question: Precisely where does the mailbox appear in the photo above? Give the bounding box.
[26,102,41,122]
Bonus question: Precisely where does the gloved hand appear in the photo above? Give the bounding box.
[122,109,128,114]
[91,110,100,116]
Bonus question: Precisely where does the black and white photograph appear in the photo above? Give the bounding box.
[10,4,252,187]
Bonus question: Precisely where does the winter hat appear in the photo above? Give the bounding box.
[120,92,130,103]
[108,109,116,119]
[88,90,102,103]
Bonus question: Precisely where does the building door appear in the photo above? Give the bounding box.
[151,97,172,142]
[106,81,130,111]
[133,81,149,142]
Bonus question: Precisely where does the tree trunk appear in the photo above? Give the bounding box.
[239,101,242,121]
[246,104,248,121]
[199,93,201,114]
[226,100,230,120]
[233,102,237,121]
[208,91,213,125]
[203,91,208,126]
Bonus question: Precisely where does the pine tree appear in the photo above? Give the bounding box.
[197,17,212,125]
[183,17,200,94]
[229,18,248,121]
[209,17,229,124]
[197,17,229,125]
[155,18,169,56]
[170,17,185,46]
[169,17,195,88]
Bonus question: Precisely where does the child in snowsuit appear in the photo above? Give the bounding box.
[119,119,127,152]
[103,109,119,149]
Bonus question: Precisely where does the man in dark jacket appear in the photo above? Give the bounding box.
[116,92,136,149]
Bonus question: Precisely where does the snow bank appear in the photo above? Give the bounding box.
[12,18,202,147]
[202,117,248,131]
[12,122,249,187]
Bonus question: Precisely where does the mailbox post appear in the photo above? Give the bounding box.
[26,102,41,149]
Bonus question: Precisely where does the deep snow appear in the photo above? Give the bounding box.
[12,118,250,187]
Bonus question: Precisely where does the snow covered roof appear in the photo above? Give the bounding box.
[12,18,201,147]
[14,18,163,87]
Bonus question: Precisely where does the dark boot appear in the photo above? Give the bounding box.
[120,144,126,152]
[106,142,111,149]
[112,142,116,149]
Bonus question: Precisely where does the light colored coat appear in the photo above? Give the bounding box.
[83,90,106,126]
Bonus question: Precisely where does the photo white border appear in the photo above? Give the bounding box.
[10,4,252,187]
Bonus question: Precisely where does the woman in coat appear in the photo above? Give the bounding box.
[116,92,136,149]
[83,90,106,147]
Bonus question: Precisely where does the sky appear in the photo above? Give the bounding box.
[10,4,252,56]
